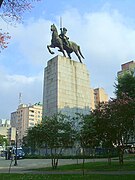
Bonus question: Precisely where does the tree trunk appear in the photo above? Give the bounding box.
[107,148,111,165]
[82,147,85,175]
[51,148,55,169]
[45,144,48,155]
[118,148,124,165]
[55,158,59,168]
[51,148,60,169]
[51,158,54,169]
[92,148,95,162]
[51,157,59,169]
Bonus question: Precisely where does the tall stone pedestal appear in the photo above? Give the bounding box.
[43,55,91,117]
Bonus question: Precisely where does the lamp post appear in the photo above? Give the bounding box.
[14,129,18,166]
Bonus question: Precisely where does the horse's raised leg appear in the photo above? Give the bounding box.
[74,51,82,63]
[67,52,71,59]
[62,50,66,57]
[59,46,66,57]
[47,45,55,54]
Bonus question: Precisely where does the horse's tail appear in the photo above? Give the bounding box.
[78,46,85,59]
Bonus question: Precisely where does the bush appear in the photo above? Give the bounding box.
[25,153,118,159]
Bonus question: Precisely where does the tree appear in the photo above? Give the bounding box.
[79,113,101,175]
[0,134,8,147]
[94,96,135,165]
[42,113,76,169]
[80,114,100,153]
[23,124,43,154]
[93,102,116,164]
[115,72,135,99]
[0,0,41,51]
[0,30,11,52]
[23,113,76,169]
[92,73,135,164]
[0,0,41,23]
[111,96,134,164]
[114,73,135,163]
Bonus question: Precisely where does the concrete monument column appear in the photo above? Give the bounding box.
[43,55,91,117]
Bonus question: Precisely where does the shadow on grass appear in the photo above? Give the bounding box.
[29,161,135,172]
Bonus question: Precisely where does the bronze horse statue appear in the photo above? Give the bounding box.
[47,24,84,63]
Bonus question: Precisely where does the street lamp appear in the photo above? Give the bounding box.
[14,129,18,166]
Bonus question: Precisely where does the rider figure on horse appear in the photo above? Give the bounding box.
[59,27,70,49]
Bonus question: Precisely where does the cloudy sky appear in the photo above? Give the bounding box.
[1,0,135,119]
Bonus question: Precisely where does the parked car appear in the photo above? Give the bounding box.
[13,147,25,159]
[0,150,7,157]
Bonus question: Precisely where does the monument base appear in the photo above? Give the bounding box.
[43,55,91,117]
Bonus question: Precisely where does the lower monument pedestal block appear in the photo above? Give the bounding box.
[43,55,91,117]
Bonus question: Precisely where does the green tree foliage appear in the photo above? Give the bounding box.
[114,72,135,99]
[80,114,100,148]
[0,134,5,145]
[23,124,43,154]
[23,113,76,169]
[93,102,115,149]
[94,95,135,164]
[113,72,135,163]
[42,113,76,169]
[0,134,8,146]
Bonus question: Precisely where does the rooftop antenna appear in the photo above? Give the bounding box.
[19,92,22,105]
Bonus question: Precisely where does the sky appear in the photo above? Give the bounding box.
[1,0,135,119]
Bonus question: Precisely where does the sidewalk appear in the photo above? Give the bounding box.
[0,157,101,173]
[0,157,135,175]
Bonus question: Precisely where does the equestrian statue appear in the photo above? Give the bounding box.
[47,24,84,63]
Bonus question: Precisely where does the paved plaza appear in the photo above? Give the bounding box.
[0,157,107,173]
[0,157,135,175]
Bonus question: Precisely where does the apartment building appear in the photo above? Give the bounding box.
[0,119,16,145]
[117,60,135,77]
[90,88,108,109]
[10,103,42,145]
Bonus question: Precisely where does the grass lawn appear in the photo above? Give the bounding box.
[0,173,135,180]
[30,160,135,172]
[1,159,135,179]
[124,154,135,160]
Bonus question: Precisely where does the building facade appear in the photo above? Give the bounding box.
[93,88,108,108]
[117,60,135,77]
[0,119,16,145]
[10,103,42,145]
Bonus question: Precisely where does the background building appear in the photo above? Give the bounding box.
[0,119,10,127]
[89,88,108,109]
[93,88,108,108]
[0,119,16,145]
[117,60,135,77]
[10,103,42,145]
